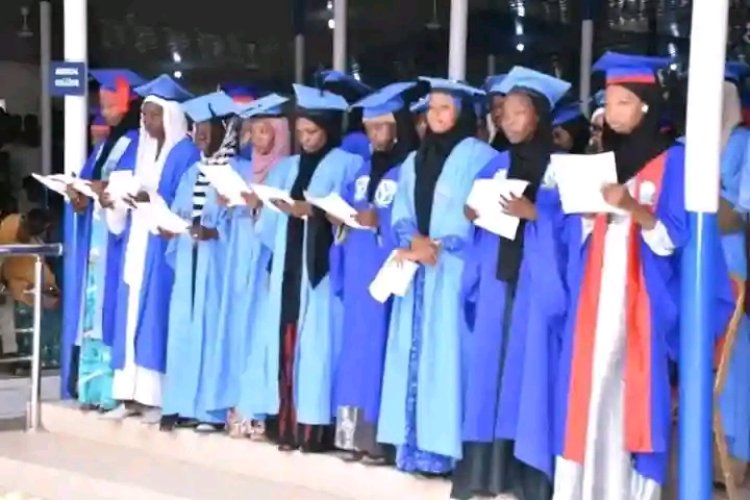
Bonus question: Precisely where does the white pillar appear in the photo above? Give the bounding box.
[295,34,305,83]
[448,0,468,80]
[39,1,52,176]
[63,0,88,176]
[332,0,347,72]
[487,54,497,76]
[579,19,594,116]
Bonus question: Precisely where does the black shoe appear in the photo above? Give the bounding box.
[340,451,364,462]
[159,414,179,432]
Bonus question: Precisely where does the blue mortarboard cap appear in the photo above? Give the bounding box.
[495,66,571,107]
[318,70,372,100]
[89,69,147,92]
[219,83,259,103]
[593,51,670,84]
[552,102,584,126]
[726,61,750,84]
[134,74,193,102]
[410,95,429,114]
[351,82,416,120]
[181,91,238,123]
[484,74,508,94]
[238,93,289,119]
[419,77,485,98]
[293,84,348,112]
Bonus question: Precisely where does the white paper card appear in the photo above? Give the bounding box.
[250,183,295,213]
[32,173,69,198]
[199,163,250,207]
[304,191,364,229]
[368,250,419,303]
[137,194,191,234]
[466,178,529,239]
[105,170,141,202]
[550,152,622,214]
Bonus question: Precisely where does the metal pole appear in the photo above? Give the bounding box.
[579,0,594,116]
[679,0,728,498]
[293,0,305,83]
[448,0,468,80]
[28,257,43,431]
[60,0,88,400]
[40,1,52,176]
[332,0,347,72]
[487,54,497,76]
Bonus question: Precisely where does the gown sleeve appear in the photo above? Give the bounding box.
[642,146,688,256]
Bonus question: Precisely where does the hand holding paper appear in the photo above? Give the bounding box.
[137,193,191,235]
[198,163,250,207]
[550,152,623,214]
[32,173,97,200]
[250,183,295,213]
[104,171,141,204]
[466,177,529,239]
[304,191,364,229]
[369,250,419,303]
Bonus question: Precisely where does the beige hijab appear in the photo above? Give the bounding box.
[722,81,743,150]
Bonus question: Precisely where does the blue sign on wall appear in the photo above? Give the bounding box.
[50,62,87,97]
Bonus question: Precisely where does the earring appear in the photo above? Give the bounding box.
[642,104,650,114]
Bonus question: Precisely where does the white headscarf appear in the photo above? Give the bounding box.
[722,80,743,151]
[134,95,189,194]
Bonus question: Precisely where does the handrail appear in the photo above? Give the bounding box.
[0,242,63,432]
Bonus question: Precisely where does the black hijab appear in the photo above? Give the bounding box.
[290,110,342,288]
[602,82,672,183]
[496,89,554,283]
[366,106,420,202]
[559,115,591,154]
[91,98,142,180]
[414,94,477,235]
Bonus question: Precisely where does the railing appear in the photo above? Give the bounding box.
[0,243,63,431]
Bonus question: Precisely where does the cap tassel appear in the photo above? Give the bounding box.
[114,76,131,115]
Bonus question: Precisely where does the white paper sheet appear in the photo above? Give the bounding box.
[198,163,250,207]
[32,173,69,198]
[105,170,141,202]
[304,191,365,229]
[137,194,191,235]
[368,250,419,303]
[466,178,529,239]
[550,152,623,214]
[250,183,295,213]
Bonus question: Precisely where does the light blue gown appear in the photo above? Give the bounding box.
[719,126,750,461]
[245,148,361,424]
[161,158,247,423]
[377,138,499,472]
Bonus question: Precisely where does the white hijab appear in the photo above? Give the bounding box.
[722,81,743,151]
[134,95,189,194]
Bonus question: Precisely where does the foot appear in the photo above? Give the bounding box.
[277,443,297,452]
[100,403,138,421]
[175,418,199,429]
[140,407,162,425]
[194,423,225,433]
[340,451,364,463]
[159,414,179,432]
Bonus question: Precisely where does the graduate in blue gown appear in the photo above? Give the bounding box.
[220,83,259,161]
[209,94,291,439]
[451,67,570,500]
[377,78,499,474]
[717,66,750,463]
[553,52,731,499]
[319,70,373,162]
[250,84,361,452]
[159,91,245,432]
[62,69,145,408]
[102,75,199,422]
[331,82,421,462]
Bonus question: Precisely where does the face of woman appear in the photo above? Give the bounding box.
[426,92,458,134]
[364,121,396,152]
[489,94,505,129]
[552,126,574,151]
[141,101,164,140]
[251,120,276,155]
[193,122,216,155]
[500,92,538,144]
[605,85,646,134]
[295,117,327,153]
[240,118,253,146]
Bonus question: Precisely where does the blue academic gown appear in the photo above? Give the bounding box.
[331,159,402,425]
[110,138,199,373]
[377,138,499,472]
[554,144,734,484]
[341,131,372,163]
[61,130,139,399]
[459,153,567,479]
[244,148,361,424]
[161,158,246,423]
[718,126,750,461]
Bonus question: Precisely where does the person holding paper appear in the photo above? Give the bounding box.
[331,82,421,463]
[377,78,499,475]
[213,93,291,440]
[452,67,570,500]
[61,69,145,409]
[103,74,199,423]
[318,69,373,163]
[553,52,732,500]
[159,91,245,432]
[247,84,361,452]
